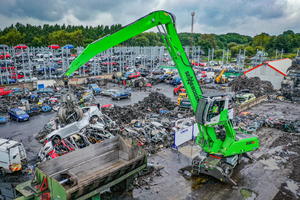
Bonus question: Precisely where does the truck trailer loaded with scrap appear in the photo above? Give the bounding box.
[15,136,147,200]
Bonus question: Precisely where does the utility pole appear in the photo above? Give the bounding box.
[190,11,195,49]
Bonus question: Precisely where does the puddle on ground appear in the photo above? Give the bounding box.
[178,145,201,158]
[259,158,280,170]
[191,177,205,190]
[284,180,299,197]
[240,188,257,200]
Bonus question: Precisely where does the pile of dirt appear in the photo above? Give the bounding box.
[228,75,275,97]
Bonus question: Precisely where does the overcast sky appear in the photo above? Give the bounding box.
[0,0,299,37]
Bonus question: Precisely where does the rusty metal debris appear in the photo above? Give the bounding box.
[229,75,274,97]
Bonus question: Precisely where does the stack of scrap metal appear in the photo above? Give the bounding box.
[229,75,274,97]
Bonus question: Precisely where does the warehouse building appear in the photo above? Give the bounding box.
[244,58,292,89]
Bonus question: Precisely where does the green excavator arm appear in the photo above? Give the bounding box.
[65,9,259,155]
[63,10,258,185]
[65,10,202,112]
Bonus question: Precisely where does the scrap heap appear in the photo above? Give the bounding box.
[229,75,274,97]
[102,92,177,124]
[281,57,300,101]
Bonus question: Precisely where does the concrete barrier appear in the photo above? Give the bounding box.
[0,74,113,91]
[234,94,268,115]
[0,82,35,90]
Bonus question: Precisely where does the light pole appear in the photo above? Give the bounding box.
[191,11,195,48]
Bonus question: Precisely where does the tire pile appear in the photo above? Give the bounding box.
[102,92,177,124]
[229,75,274,97]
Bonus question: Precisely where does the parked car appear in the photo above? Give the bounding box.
[0,87,12,96]
[8,108,30,122]
[0,52,11,59]
[111,90,131,100]
[169,76,182,85]
[36,52,53,58]
[63,44,74,49]
[38,66,55,74]
[203,76,214,84]
[56,52,72,57]
[88,84,101,95]
[236,93,256,105]
[128,71,141,79]
[101,89,118,96]
[48,44,60,49]
[0,44,9,50]
[36,88,54,95]
[0,139,27,176]
[14,44,27,49]
[1,78,16,84]
[14,52,33,59]
[17,77,38,83]
[88,71,102,76]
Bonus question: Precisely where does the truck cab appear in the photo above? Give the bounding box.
[177,93,187,106]
[88,84,101,95]
[0,139,27,176]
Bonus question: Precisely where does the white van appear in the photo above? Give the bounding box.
[0,139,27,176]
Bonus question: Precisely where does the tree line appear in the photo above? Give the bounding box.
[0,23,299,58]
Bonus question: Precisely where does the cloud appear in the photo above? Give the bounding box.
[0,0,299,37]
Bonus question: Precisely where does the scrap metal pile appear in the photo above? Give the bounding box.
[35,91,196,161]
[0,92,56,118]
[280,58,300,102]
[102,92,178,124]
[229,75,275,97]
[233,111,300,133]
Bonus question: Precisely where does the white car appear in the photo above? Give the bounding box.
[36,52,53,58]
[17,77,38,83]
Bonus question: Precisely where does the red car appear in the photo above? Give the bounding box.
[173,83,186,95]
[0,88,12,96]
[128,71,141,79]
[1,66,15,72]
[0,52,11,59]
[102,62,117,66]
[14,44,28,49]
[48,44,60,49]
[11,72,24,79]
[192,62,205,66]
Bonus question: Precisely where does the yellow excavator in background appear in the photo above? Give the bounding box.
[215,68,228,84]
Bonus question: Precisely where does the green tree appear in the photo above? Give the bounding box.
[230,45,244,58]
[199,34,217,49]
[253,46,264,52]
[217,40,224,49]
[251,33,270,49]
[133,36,149,46]
[197,40,212,54]
[245,46,254,56]
[215,49,223,58]
[227,42,237,49]
[0,28,25,46]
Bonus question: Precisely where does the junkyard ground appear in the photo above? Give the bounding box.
[1,83,299,199]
